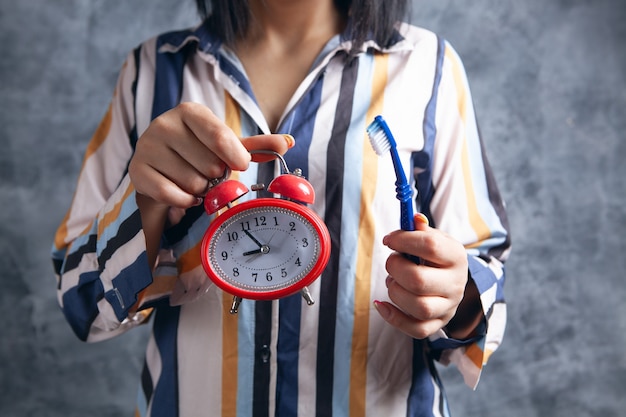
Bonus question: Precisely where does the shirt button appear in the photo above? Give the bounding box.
[259,345,271,363]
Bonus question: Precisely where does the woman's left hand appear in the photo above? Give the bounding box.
[374,214,478,340]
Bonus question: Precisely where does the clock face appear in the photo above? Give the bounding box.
[201,198,330,300]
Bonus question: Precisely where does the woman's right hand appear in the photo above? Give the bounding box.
[128,101,294,209]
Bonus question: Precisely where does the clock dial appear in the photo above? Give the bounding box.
[201,198,330,300]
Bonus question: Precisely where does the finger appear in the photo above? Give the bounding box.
[178,102,251,171]
[373,300,446,340]
[131,163,201,208]
[385,275,456,320]
[384,228,466,268]
[131,133,212,206]
[134,108,227,183]
[385,253,458,297]
[167,125,228,180]
[141,134,216,197]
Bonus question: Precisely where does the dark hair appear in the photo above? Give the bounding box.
[196,0,409,52]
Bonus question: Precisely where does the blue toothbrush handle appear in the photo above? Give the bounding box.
[397,183,415,232]
[397,184,422,265]
[385,125,421,264]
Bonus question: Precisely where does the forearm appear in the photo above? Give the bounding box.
[135,193,170,269]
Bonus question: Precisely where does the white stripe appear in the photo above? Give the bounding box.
[177,286,224,417]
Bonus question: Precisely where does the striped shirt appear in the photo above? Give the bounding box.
[52,20,510,417]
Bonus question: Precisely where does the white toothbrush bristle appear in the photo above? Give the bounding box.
[367,123,392,155]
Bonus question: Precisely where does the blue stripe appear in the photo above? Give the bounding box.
[406,35,446,415]
[278,70,324,178]
[97,193,143,258]
[61,270,104,341]
[105,251,153,320]
[129,45,142,150]
[406,341,437,417]
[237,299,257,417]
[150,305,181,417]
[62,231,96,271]
[218,54,256,102]
[64,223,97,258]
[136,382,148,417]
[152,37,190,120]
[469,255,505,302]
[275,295,302,415]
[414,35,445,225]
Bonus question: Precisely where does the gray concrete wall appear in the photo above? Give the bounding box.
[1,0,624,415]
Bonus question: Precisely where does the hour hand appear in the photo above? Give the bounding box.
[243,248,263,256]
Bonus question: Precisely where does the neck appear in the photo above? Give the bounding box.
[243,0,345,47]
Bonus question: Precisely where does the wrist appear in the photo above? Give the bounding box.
[444,272,483,340]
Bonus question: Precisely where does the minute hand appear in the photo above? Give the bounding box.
[243,229,264,248]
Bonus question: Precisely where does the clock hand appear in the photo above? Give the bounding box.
[244,251,263,263]
[266,231,278,244]
[243,229,264,248]
[242,244,270,262]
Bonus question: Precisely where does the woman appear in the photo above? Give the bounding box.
[52,0,510,415]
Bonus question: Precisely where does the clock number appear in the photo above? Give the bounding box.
[302,238,308,247]
[266,272,273,282]
[273,216,279,226]
[281,268,287,278]
[233,268,240,277]
[240,221,250,231]
[227,232,239,242]
[295,258,302,267]
[221,251,228,261]
[254,216,267,227]
[289,221,296,231]
[252,272,258,282]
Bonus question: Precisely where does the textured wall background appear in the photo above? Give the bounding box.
[1,0,625,416]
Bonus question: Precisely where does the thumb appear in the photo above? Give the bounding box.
[413,212,430,231]
[241,134,295,162]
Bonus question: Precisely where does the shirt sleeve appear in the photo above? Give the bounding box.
[51,48,155,342]
[426,41,511,389]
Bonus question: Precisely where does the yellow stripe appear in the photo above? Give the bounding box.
[221,291,239,416]
[445,46,492,244]
[97,181,135,237]
[137,275,177,300]
[85,102,114,160]
[54,103,113,249]
[221,92,241,417]
[465,342,485,368]
[483,348,495,364]
[349,52,389,417]
[176,240,203,274]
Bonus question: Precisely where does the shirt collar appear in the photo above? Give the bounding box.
[156,20,414,58]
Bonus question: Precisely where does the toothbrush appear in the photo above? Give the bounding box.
[366,115,421,263]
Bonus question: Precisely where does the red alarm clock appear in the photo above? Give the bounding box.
[200,151,331,314]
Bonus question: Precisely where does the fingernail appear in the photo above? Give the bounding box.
[193,197,203,207]
[283,134,295,149]
[382,234,390,245]
[414,213,429,225]
[385,276,393,288]
[373,300,390,320]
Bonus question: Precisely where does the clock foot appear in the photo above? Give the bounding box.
[230,296,243,314]
[301,287,315,306]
